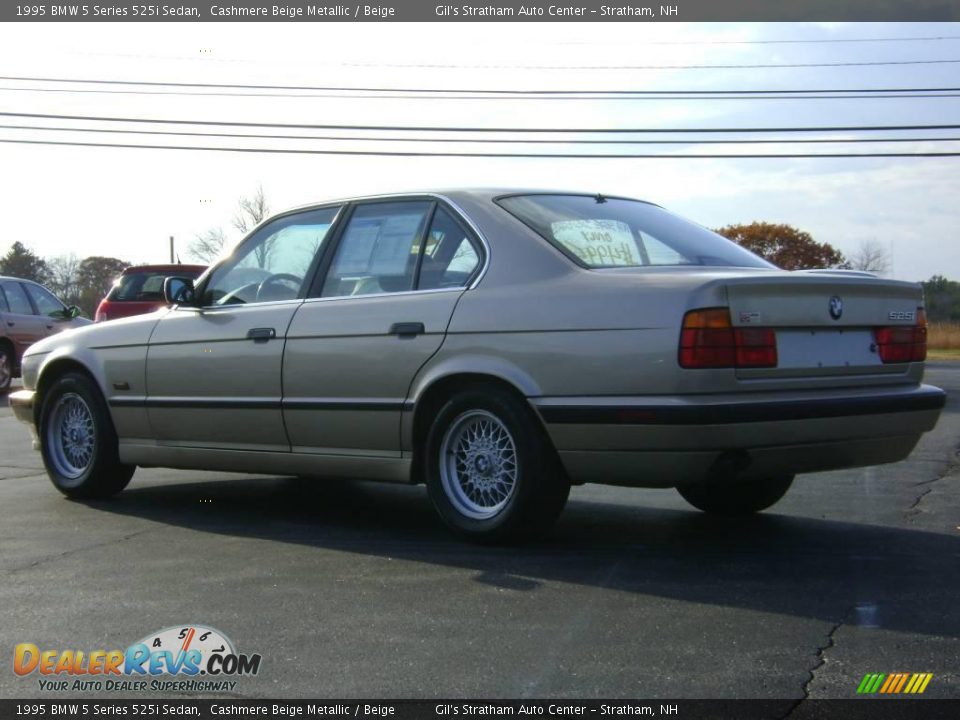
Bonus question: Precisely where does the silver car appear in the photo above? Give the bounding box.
[9,190,946,541]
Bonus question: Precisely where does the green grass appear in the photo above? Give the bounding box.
[927,348,960,361]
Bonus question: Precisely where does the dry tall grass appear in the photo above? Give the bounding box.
[928,321,960,349]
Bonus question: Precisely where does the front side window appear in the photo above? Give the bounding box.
[322,201,432,297]
[0,281,33,315]
[24,283,65,317]
[201,206,340,306]
[497,194,773,269]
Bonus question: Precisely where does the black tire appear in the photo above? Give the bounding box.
[677,474,794,515]
[424,385,570,543]
[0,343,12,394]
[39,371,135,499]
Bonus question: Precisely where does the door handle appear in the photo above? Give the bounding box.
[389,322,425,337]
[246,327,277,343]
[6,321,14,327]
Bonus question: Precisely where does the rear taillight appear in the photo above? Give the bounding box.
[874,308,926,363]
[679,308,777,369]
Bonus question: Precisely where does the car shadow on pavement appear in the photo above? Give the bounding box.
[88,474,960,639]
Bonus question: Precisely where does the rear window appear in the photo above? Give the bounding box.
[496,194,773,269]
[108,270,201,302]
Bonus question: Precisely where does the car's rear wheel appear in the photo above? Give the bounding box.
[677,474,794,515]
[0,344,12,393]
[39,371,135,499]
[424,385,570,542]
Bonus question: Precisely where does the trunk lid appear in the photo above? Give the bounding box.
[722,270,923,379]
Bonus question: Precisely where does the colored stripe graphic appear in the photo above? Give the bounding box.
[857,672,932,694]
[857,673,885,693]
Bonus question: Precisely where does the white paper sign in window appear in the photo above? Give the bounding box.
[550,219,641,266]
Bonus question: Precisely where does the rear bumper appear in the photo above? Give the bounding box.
[533,384,946,487]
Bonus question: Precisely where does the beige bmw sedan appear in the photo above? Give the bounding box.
[9,190,946,541]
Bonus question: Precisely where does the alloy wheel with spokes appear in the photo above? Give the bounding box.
[440,409,519,520]
[47,392,96,482]
[39,371,135,498]
[424,384,571,542]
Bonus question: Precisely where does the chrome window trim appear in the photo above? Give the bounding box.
[299,286,461,306]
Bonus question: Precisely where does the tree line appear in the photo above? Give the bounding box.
[0,243,129,319]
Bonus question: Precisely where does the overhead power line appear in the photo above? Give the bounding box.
[1,137,958,159]
[3,111,960,134]
[554,35,960,46]
[336,58,960,71]
[4,85,960,102]
[3,123,959,146]
[3,76,960,96]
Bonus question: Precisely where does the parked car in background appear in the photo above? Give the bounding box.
[0,276,90,393]
[95,264,206,322]
[7,190,946,541]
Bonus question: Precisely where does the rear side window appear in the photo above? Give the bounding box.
[0,281,33,315]
[24,283,65,317]
[418,207,481,290]
[497,194,773,269]
[322,201,432,297]
[0,286,8,312]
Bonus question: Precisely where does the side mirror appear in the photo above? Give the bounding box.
[51,305,82,321]
[164,277,197,306]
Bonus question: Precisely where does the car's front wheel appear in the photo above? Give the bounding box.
[677,474,794,515]
[424,385,569,542]
[39,371,135,499]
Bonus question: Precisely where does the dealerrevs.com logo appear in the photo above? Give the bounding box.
[14,624,262,693]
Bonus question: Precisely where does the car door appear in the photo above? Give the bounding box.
[21,281,72,337]
[283,199,484,456]
[145,205,342,451]
[0,280,45,360]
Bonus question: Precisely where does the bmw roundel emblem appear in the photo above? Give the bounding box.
[829,295,843,320]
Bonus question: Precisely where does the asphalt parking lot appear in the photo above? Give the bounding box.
[1,366,958,704]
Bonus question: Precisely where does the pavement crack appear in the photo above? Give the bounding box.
[6,528,155,575]
[780,618,843,719]
[907,487,934,512]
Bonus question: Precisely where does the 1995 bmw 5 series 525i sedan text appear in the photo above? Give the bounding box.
[8,190,947,541]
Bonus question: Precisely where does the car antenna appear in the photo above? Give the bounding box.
[595,193,607,204]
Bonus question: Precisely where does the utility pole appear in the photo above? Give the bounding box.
[169,236,175,263]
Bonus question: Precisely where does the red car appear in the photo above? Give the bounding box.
[95,264,206,322]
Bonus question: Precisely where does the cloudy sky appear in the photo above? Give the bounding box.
[0,20,957,281]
